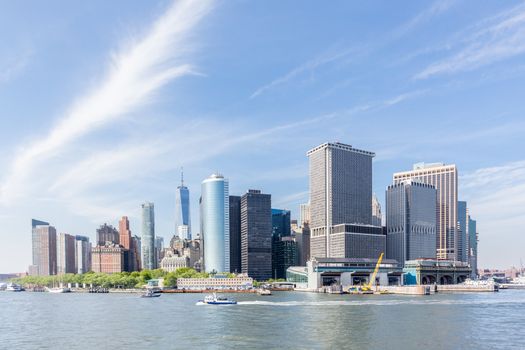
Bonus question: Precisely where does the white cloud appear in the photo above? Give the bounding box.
[396,0,457,37]
[461,160,525,268]
[0,0,213,204]
[416,3,525,79]
[0,48,33,83]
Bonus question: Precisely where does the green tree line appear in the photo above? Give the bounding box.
[12,268,235,289]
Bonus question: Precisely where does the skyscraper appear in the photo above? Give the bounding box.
[307,142,377,258]
[393,163,458,260]
[457,201,468,263]
[57,233,76,274]
[386,180,437,266]
[30,219,57,276]
[468,215,478,279]
[241,189,272,280]
[272,209,292,278]
[299,202,311,227]
[229,195,242,273]
[119,216,131,250]
[141,202,156,270]
[75,235,91,274]
[175,168,191,239]
[372,194,382,226]
[201,174,230,273]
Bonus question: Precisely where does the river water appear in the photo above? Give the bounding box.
[1,290,524,349]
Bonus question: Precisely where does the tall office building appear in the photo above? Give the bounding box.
[229,195,242,273]
[91,243,125,273]
[307,142,380,259]
[294,225,310,266]
[468,215,478,279]
[201,174,230,273]
[372,194,382,226]
[457,201,468,263]
[30,219,57,276]
[75,235,91,274]
[96,223,119,246]
[141,202,156,270]
[118,216,133,271]
[241,189,272,280]
[393,163,458,260]
[271,209,292,278]
[131,235,142,271]
[299,202,311,227]
[386,180,437,266]
[57,233,76,274]
[155,237,165,266]
[175,169,191,239]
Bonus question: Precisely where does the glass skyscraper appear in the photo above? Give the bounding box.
[201,174,230,273]
[175,169,191,239]
[141,202,156,270]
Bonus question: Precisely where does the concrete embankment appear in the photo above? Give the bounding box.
[378,285,435,295]
[436,284,497,292]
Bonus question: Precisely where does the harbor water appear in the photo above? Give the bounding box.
[1,290,524,349]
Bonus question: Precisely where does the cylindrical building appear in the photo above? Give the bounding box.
[141,202,156,270]
[201,174,230,273]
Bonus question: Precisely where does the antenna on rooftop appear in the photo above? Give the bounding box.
[180,166,184,187]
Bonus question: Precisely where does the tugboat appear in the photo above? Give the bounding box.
[197,293,237,305]
[141,289,161,298]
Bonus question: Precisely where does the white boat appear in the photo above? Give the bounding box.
[197,293,237,305]
[5,283,24,292]
[257,288,272,296]
[46,287,71,293]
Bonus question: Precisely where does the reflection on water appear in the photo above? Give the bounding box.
[1,290,524,349]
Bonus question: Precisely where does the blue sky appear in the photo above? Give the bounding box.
[1,0,525,272]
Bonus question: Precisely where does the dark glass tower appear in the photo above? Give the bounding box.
[175,169,191,239]
[229,196,242,273]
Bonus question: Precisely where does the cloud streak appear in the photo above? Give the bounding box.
[0,0,213,203]
[250,48,355,99]
[416,2,525,79]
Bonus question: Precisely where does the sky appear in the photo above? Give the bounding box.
[1,0,525,272]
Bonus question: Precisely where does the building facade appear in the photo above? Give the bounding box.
[241,190,272,281]
[175,169,191,240]
[299,202,311,227]
[201,174,230,273]
[91,243,125,273]
[372,194,382,226]
[457,201,468,263]
[57,233,76,274]
[386,180,437,266]
[31,219,57,276]
[141,202,156,270]
[96,223,119,246]
[307,142,376,259]
[160,250,190,272]
[294,225,310,266]
[393,163,458,260]
[229,195,242,273]
[177,276,253,290]
[272,236,298,279]
[75,235,91,274]
[468,215,478,279]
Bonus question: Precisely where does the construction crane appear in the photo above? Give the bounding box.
[348,252,384,294]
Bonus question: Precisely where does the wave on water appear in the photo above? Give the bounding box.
[236,298,525,307]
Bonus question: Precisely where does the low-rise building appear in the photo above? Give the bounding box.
[403,259,471,285]
[287,257,402,290]
[177,276,253,290]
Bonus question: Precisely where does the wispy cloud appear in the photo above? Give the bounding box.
[250,47,355,99]
[0,48,33,84]
[0,0,213,203]
[416,2,525,79]
[395,0,457,37]
[461,160,525,267]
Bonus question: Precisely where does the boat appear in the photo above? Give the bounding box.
[257,288,272,296]
[46,287,71,293]
[141,290,161,298]
[197,293,237,305]
[6,283,24,292]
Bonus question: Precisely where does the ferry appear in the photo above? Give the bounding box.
[197,293,237,305]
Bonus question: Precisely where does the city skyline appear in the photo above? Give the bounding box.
[2,0,525,271]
